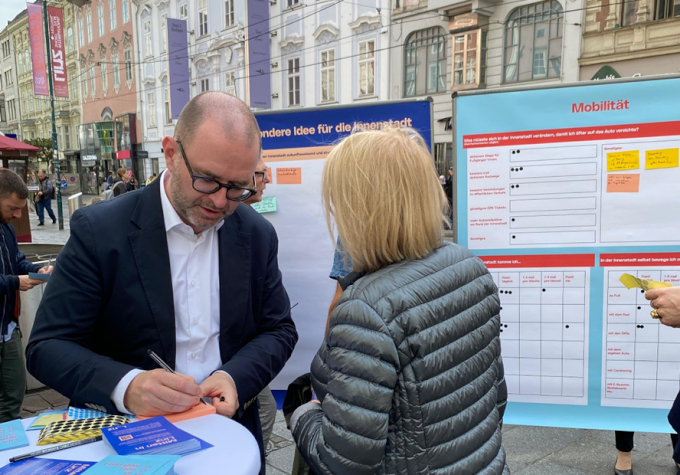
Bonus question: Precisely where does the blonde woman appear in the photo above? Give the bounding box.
[290,128,508,475]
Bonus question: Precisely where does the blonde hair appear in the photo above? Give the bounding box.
[117,168,126,179]
[322,128,449,273]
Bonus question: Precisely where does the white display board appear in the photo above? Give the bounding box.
[254,101,434,390]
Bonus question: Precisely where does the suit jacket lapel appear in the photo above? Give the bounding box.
[128,179,177,367]
[218,210,251,362]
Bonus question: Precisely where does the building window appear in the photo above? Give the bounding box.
[161,14,168,53]
[70,73,78,99]
[64,125,71,150]
[78,19,84,47]
[452,30,484,89]
[123,0,130,24]
[653,0,680,20]
[82,70,88,99]
[125,49,133,84]
[200,78,209,92]
[165,88,171,124]
[86,10,93,43]
[109,0,117,30]
[180,4,188,20]
[67,27,74,53]
[18,54,23,75]
[358,40,375,97]
[0,75,3,90]
[7,99,15,121]
[320,49,335,102]
[287,57,300,106]
[144,21,152,58]
[90,64,96,98]
[4,69,12,86]
[199,0,208,36]
[225,0,234,27]
[404,27,446,96]
[112,51,120,90]
[101,61,108,94]
[97,4,104,36]
[148,92,156,127]
[1,41,9,58]
[504,0,563,83]
[225,71,236,96]
[288,0,300,7]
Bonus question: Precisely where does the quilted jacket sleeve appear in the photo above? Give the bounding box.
[293,298,399,475]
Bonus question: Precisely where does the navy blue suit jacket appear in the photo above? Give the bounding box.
[26,178,297,457]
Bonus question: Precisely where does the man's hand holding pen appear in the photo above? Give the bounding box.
[124,369,204,417]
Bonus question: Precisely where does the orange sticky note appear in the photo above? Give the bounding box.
[137,403,216,423]
[277,167,302,185]
[606,173,639,192]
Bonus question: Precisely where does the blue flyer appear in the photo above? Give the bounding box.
[0,458,94,474]
[0,420,28,452]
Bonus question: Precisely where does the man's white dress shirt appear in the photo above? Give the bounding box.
[111,171,224,413]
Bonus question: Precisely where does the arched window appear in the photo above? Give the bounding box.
[504,0,563,83]
[404,27,446,97]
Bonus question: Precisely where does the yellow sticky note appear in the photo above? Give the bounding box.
[607,151,640,171]
[646,148,679,170]
[619,273,672,291]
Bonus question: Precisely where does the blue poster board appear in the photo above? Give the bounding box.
[454,77,680,432]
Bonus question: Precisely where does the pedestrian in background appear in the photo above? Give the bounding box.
[126,174,139,192]
[0,169,52,422]
[35,171,56,226]
[290,128,508,475]
[111,168,128,197]
[243,157,277,455]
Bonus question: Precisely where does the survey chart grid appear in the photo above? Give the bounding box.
[481,255,593,406]
[601,253,680,409]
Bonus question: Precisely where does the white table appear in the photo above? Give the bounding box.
[0,414,261,475]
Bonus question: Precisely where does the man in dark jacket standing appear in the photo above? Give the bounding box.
[0,169,52,422]
[35,171,56,226]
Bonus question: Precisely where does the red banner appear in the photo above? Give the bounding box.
[600,253,680,266]
[462,121,680,149]
[27,2,48,96]
[479,254,595,268]
[47,6,68,98]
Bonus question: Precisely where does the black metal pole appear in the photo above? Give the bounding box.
[42,0,63,230]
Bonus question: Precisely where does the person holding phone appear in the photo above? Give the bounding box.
[0,169,52,422]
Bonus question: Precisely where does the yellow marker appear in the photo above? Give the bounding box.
[619,273,672,291]
[646,148,679,170]
[607,151,640,172]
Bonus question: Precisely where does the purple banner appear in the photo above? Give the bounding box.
[27,2,48,96]
[247,0,271,109]
[168,18,190,119]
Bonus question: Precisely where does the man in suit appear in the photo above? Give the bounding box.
[26,92,298,471]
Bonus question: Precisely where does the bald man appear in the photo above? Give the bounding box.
[27,92,298,472]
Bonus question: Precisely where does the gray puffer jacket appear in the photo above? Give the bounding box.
[293,242,509,475]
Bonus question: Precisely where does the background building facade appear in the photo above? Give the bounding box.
[10,1,81,179]
[73,0,141,193]
[580,0,680,79]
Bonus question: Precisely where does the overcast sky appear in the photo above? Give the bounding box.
[0,0,28,31]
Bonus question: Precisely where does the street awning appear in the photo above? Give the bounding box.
[0,135,40,152]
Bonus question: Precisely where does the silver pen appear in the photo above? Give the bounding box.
[147,349,207,405]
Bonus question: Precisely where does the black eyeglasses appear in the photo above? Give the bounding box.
[254,166,268,184]
[176,139,257,202]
